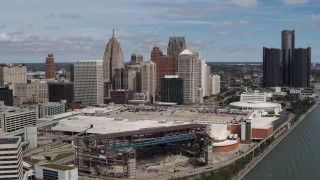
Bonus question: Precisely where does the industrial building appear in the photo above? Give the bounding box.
[0,136,23,180]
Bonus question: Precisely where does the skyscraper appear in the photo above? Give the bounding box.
[141,61,156,101]
[263,47,282,87]
[161,75,184,105]
[281,30,295,86]
[74,60,104,106]
[130,53,143,65]
[103,30,124,99]
[167,36,186,56]
[45,53,55,79]
[292,48,311,87]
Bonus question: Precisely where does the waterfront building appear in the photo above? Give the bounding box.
[45,54,55,79]
[35,164,78,180]
[74,60,104,106]
[48,81,74,103]
[281,30,295,86]
[263,48,282,87]
[160,75,184,105]
[292,48,311,88]
[0,136,23,179]
[140,61,156,101]
[0,64,27,87]
[0,103,36,133]
[211,75,220,95]
[0,87,13,106]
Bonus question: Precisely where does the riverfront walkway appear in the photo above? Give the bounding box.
[232,100,320,180]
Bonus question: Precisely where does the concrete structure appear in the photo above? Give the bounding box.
[48,81,74,103]
[140,61,156,101]
[263,48,282,87]
[0,104,37,133]
[103,30,124,99]
[36,100,66,119]
[292,48,311,87]
[0,64,27,86]
[167,36,186,56]
[24,126,37,149]
[110,89,134,104]
[130,53,143,65]
[45,54,55,79]
[240,92,268,102]
[11,81,48,106]
[177,49,202,104]
[0,136,23,179]
[74,60,104,106]
[0,87,13,106]
[35,164,78,180]
[211,75,220,95]
[160,75,184,105]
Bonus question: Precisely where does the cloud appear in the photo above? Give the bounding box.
[0,24,6,29]
[280,0,308,5]
[44,13,55,18]
[211,20,248,29]
[239,32,253,37]
[219,44,257,53]
[215,32,229,36]
[43,26,60,30]
[59,13,81,19]
[169,6,232,16]
[231,0,258,8]
[310,14,320,21]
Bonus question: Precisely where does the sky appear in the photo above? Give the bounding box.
[0,0,319,63]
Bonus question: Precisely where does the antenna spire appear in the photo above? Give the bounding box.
[112,29,114,38]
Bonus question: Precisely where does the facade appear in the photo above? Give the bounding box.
[113,68,135,90]
[126,64,141,93]
[110,89,134,104]
[141,61,156,101]
[167,36,187,56]
[211,75,220,95]
[36,100,66,119]
[11,82,48,106]
[0,136,23,180]
[69,64,74,82]
[0,64,27,87]
[281,30,295,86]
[240,92,267,102]
[263,48,282,87]
[0,104,36,133]
[103,31,124,99]
[130,53,143,65]
[45,54,55,79]
[151,46,179,93]
[35,164,78,180]
[48,82,74,103]
[177,49,202,104]
[0,87,13,106]
[74,60,104,106]
[160,75,184,105]
[292,48,311,87]
[199,57,210,97]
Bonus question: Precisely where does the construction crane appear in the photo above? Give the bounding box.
[161,156,177,175]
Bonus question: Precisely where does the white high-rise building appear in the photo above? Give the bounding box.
[140,61,156,101]
[211,75,220,95]
[74,60,104,106]
[0,64,27,87]
[177,49,202,104]
[0,136,23,179]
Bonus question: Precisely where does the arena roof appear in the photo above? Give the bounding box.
[230,101,280,108]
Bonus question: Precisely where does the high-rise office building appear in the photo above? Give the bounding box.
[263,48,282,87]
[45,54,55,79]
[292,48,311,87]
[167,36,187,56]
[0,136,23,179]
[69,64,74,82]
[281,30,295,86]
[177,49,202,104]
[211,75,220,95]
[0,64,27,87]
[113,68,134,90]
[0,87,13,106]
[48,82,74,103]
[141,61,156,101]
[74,60,104,106]
[161,75,184,105]
[130,54,143,65]
[103,31,124,99]
[126,64,141,93]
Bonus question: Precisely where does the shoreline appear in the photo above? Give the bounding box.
[232,100,320,180]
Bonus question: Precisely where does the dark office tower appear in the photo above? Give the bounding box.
[161,76,184,105]
[130,54,143,65]
[167,36,186,56]
[69,64,74,82]
[281,30,295,86]
[292,48,311,87]
[0,87,13,106]
[45,54,55,79]
[48,82,74,103]
[263,47,282,87]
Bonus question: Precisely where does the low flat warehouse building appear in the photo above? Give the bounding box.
[0,104,36,133]
[35,164,78,180]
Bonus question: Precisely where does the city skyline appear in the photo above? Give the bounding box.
[0,0,319,63]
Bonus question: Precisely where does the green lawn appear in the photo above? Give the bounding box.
[51,152,74,163]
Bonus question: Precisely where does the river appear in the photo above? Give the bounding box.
[244,105,320,180]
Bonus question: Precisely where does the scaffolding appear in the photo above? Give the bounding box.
[75,124,212,179]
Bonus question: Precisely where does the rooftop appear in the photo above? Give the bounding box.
[180,49,193,55]
[0,105,35,115]
[0,137,19,144]
[40,164,75,171]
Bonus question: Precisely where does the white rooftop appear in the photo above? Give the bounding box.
[230,101,280,108]
[251,116,278,129]
[180,49,193,55]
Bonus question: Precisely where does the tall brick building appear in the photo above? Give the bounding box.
[45,54,55,79]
